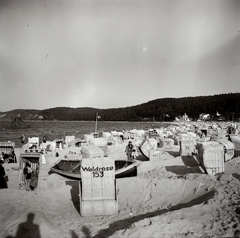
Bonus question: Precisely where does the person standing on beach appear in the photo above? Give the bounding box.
[131,143,138,160]
[25,163,32,191]
[40,135,47,154]
[0,160,8,189]
[125,141,133,161]
[43,135,47,143]
[30,163,39,191]
[21,134,26,144]
[0,152,4,162]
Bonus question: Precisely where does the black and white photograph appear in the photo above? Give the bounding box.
[0,0,240,237]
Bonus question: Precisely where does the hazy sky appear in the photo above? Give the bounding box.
[0,0,240,112]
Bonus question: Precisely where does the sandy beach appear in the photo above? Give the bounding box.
[1,142,240,238]
[1,0,239,235]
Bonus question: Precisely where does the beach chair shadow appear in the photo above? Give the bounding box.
[164,150,180,158]
[233,173,240,181]
[66,181,80,214]
[165,155,203,175]
[165,165,203,175]
[135,154,148,161]
[181,155,200,167]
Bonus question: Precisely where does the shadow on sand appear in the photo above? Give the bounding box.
[166,155,203,175]
[181,156,200,167]
[233,173,240,181]
[66,180,80,214]
[164,150,180,158]
[6,213,41,238]
[81,226,92,238]
[5,212,91,238]
[136,154,148,161]
[92,190,215,238]
[166,165,203,175]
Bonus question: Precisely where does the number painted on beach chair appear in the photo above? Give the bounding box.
[92,171,104,178]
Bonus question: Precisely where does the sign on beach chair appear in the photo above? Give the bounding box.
[79,157,118,216]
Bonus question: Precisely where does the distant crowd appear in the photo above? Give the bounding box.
[0,149,16,163]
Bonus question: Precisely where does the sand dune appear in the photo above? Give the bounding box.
[1,144,240,238]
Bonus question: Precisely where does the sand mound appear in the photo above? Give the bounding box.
[2,145,240,237]
[47,173,72,189]
[225,156,240,180]
[97,173,240,238]
[116,174,215,216]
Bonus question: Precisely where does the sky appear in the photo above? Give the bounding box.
[0,0,240,112]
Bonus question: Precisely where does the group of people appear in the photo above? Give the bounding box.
[22,162,39,191]
[125,141,138,161]
[0,149,16,163]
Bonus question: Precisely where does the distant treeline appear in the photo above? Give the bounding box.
[1,93,240,122]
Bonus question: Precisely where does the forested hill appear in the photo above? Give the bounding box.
[0,93,239,122]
